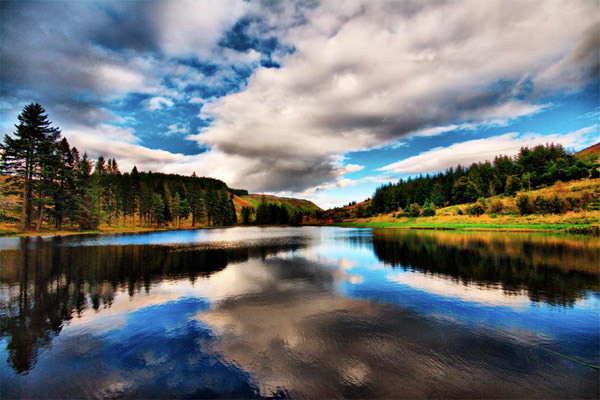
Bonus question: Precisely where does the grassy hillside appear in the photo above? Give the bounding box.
[575,142,600,164]
[233,193,321,215]
[333,178,600,234]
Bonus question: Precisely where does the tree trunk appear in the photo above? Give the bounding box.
[20,179,29,231]
[36,203,44,231]
[19,158,31,231]
[35,185,44,231]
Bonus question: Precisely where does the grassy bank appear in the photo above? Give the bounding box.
[330,178,600,235]
[334,210,599,234]
[0,222,215,238]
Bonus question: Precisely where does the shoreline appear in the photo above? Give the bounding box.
[2,220,598,239]
[0,225,210,239]
[332,220,600,235]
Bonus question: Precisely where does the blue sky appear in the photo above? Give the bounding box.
[1,0,598,208]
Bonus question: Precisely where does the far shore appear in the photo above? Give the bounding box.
[2,219,599,239]
[332,220,599,235]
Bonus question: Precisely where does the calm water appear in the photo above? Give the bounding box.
[0,227,598,398]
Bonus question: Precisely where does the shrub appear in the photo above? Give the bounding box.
[457,208,464,215]
[565,196,580,210]
[466,202,486,216]
[422,206,436,217]
[580,191,594,209]
[516,194,533,215]
[534,195,552,214]
[406,203,422,217]
[488,199,504,214]
[549,194,568,214]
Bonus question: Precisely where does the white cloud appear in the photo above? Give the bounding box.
[3,0,598,198]
[192,0,598,192]
[165,123,188,136]
[152,0,252,57]
[378,125,599,174]
[146,96,175,111]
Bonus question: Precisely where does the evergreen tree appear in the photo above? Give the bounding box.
[151,193,165,226]
[73,153,102,230]
[241,206,252,224]
[452,177,481,204]
[172,192,182,226]
[0,103,61,230]
[177,198,190,226]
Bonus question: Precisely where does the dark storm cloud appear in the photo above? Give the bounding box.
[0,1,156,127]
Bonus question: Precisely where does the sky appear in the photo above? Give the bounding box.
[0,0,598,208]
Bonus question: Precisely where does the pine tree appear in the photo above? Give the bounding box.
[73,153,102,230]
[151,193,165,226]
[130,166,140,225]
[171,192,182,226]
[0,103,61,230]
[241,206,252,224]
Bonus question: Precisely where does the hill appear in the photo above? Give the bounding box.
[576,142,600,164]
[233,194,321,214]
[334,178,600,234]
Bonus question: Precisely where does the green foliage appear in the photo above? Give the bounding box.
[466,201,486,216]
[241,206,252,224]
[0,103,251,231]
[254,197,294,225]
[406,203,422,217]
[452,177,481,204]
[0,103,61,230]
[421,206,436,217]
[370,143,596,215]
[151,193,166,226]
[505,175,521,196]
[533,194,567,214]
[516,194,533,215]
[488,199,504,214]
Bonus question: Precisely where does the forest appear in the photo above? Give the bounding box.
[0,103,256,232]
[366,142,599,217]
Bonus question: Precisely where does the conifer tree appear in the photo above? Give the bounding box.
[0,103,61,230]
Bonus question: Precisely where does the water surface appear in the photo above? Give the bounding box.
[1,227,598,398]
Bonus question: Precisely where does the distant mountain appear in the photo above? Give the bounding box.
[232,193,322,216]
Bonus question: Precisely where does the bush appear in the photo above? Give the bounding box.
[549,194,567,214]
[457,208,464,215]
[422,206,436,217]
[565,195,580,210]
[406,203,422,217]
[488,199,504,214]
[466,202,486,216]
[534,195,552,214]
[516,194,533,215]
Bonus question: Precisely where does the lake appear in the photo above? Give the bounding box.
[0,227,598,398]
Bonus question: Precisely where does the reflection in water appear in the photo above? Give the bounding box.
[0,227,598,398]
[371,229,599,306]
[0,235,304,375]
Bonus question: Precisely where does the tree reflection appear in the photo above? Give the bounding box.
[0,237,301,374]
[371,230,599,306]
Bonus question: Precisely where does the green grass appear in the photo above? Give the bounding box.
[334,220,599,234]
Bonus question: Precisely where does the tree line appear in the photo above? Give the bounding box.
[0,103,241,231]
[241,200,306,226]
[369,142,598,215]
